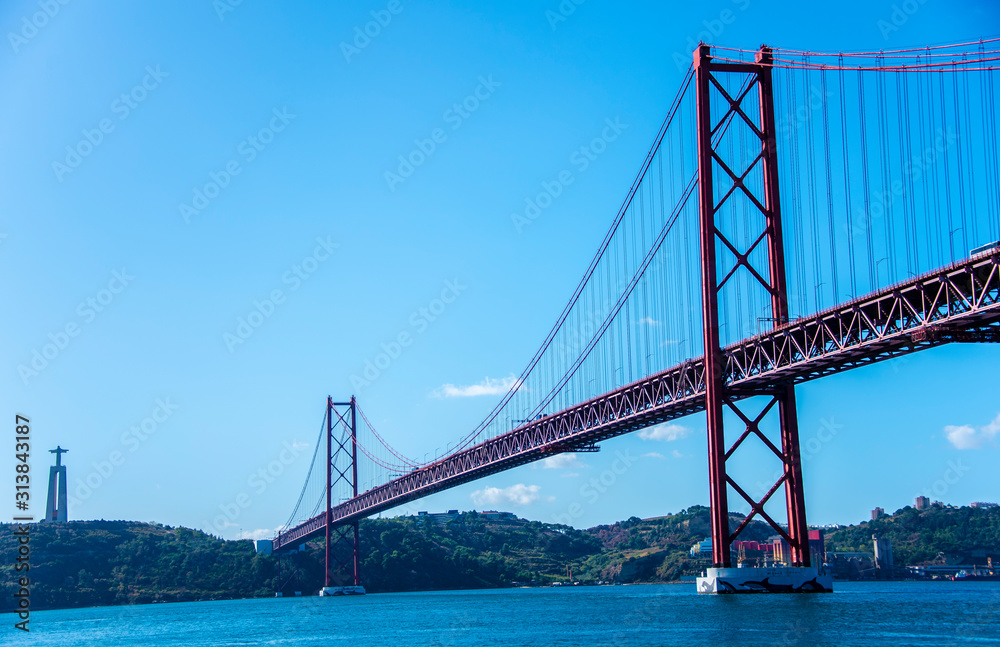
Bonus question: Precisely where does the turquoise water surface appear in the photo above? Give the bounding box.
[14,581,1000,646]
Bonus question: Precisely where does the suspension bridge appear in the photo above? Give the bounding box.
[264,40,1000,594]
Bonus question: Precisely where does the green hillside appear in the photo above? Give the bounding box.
[3,504,998,611]
[0,514,602,611]
[573,506,776,582]
[825,504,1000,565]
[0,521,272,609]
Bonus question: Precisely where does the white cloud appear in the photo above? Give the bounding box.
[432,374,520,398]
[540,453,583,469]
[643,452,666,460]
[672,449,684,459]
[985,414,1000,437]
[471,484,540,507]
[241,528,276,540]
[945,425,978,449]
[638,423,691,442]
[945,413,1000,450]
[638,317,661,326]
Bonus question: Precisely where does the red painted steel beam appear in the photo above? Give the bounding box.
[325,396,332,588]
[694,43,733,569]
[755,45,809,567]
[350,396,360,586]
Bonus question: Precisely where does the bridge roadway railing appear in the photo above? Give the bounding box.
[274,250,1000,551]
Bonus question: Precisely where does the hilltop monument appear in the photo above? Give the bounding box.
[44,446,68,522]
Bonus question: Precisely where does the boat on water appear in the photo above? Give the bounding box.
[952,568,1000,582]
[952,558,999,581]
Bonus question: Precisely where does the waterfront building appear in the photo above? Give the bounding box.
[808,529,826,565]
[873,534,894,578]
[690,537,713,557]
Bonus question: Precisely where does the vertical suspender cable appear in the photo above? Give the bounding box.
[896,70,912,275]
[804,59,822,312]
[858,69,876,289]
[839,59,857,296]
[951,65,967,254]
[939,71,955,261]
[821,70,839,303]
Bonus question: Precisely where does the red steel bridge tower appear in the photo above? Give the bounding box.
[695,44,816,585]
[321,396,364,595]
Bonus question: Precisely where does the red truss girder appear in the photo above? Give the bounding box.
[272,251,1000,552]
[725,256,1000,384]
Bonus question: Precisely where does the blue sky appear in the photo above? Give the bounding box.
[3,0,998,540]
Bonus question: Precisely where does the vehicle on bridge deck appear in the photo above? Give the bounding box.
[970,241,1000,256]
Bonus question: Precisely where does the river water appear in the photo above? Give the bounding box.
[19,581,1000,646]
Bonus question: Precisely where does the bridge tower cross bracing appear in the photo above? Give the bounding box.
[694,43,810,568]
[324,396,362,589]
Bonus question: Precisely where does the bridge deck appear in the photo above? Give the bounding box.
[274,251,1000,551]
